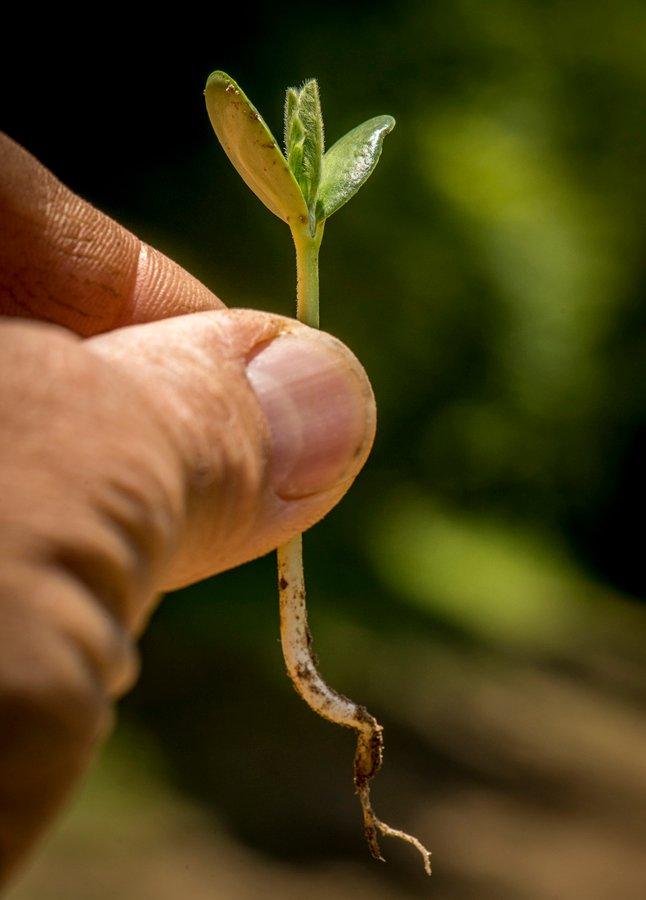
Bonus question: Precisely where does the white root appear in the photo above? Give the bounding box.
[277,534,431,876]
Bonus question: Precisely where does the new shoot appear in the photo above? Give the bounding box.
[205,70,431,876]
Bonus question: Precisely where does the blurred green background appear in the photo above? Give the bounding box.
[5,2,646,897]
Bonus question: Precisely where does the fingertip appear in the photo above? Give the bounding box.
[0,134,225,334]
[118,243,225,327]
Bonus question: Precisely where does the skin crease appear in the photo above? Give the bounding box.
[0,134,376,884]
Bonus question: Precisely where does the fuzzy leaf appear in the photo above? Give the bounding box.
[294,80,324,208]
[284,81,324,234]
[317,115,395,221]
[205,71,308,226]
[286,96,305,184]
[283,88,299,154]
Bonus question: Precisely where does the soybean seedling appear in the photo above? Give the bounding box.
[204,71,431,875]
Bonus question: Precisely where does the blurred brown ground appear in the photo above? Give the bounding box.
[8,578,646,900]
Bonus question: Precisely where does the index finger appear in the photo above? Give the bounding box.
[0,133,224,336]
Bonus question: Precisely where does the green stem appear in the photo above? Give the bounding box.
[291,222,324,328]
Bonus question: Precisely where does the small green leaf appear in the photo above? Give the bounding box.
[205,71,308,226]
[284,87,300,155]
[285,96,305,186]
[317,115,395,221]
[292,80,324,207]
[284,80,324,234]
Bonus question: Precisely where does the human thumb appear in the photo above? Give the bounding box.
[88,307,376,594]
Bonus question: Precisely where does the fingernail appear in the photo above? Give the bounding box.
[246,332,375,499]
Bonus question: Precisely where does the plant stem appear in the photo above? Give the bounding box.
[292,222,323,327]
[275,223,431,876]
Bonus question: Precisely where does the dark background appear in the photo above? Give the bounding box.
[4,3,646,898]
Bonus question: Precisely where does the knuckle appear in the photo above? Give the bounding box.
[0,616,110,755]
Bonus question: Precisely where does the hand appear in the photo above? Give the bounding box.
[0,134,376,882]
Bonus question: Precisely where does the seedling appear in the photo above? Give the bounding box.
[205,71,431,875]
